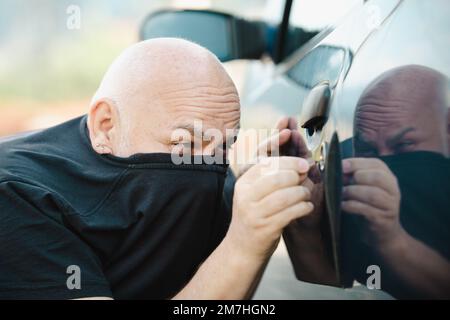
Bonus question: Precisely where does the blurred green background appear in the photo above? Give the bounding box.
[0,0,272,135]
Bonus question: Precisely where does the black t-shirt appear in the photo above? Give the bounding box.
[0,116,234,299]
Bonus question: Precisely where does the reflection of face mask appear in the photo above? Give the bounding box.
[380,151,450,260]
[342,151,450,296]
[66,153,230,299]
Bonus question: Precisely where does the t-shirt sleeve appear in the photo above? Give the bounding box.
[222,168,236,215]
[0,180,112,299]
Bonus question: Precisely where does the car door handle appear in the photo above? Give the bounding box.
[299,81,331,132]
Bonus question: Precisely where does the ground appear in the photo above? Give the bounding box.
[254,239,393,299]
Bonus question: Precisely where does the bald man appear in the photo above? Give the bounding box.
[0,38,313,299]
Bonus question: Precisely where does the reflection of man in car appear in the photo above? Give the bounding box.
[353,65,449,157]
[0,38,314,299]
[344,65,450,299]
[284,65,450,299]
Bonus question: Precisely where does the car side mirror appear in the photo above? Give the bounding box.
[140,9,266,62]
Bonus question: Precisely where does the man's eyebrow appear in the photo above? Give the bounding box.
[386,127,415,148]
[171,123,240,135]
[171,123,200,136]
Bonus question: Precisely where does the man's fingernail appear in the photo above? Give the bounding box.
[342,159,351,173]
[307,158,315,167]
[299,158,309,172]
[342,186,348,197]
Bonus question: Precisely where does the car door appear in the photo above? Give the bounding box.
[252,0,406,299]
[247,0,400,284]
[277,0,450,298]
[331,0,450,298]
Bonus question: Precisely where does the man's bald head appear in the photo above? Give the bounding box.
[88,38,240,157]
[354,65,449,157]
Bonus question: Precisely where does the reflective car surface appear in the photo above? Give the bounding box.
[269,0,450,299]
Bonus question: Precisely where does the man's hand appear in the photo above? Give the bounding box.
[257,117,310,158]
[234,117,310,178]
[227,156,314,261]
[250,117,333,285]
[341,158,403,248]
[174,156,314,299]
[341,157,450,299]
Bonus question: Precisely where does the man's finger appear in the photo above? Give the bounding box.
[275,117,290,130]
[257,129,291,156]
[250,170,302,201]
[259,185,311,214]
[352,169,398,194]
[287,129,310,157]
[342,158,388,174]
[342,185,393,210]
[271,201,314,230]
[341,200,382,222]
[260,156,309,172]
[240,157,309,182]
[287,117,298,131]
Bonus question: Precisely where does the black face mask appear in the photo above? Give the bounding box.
[342,151,450,296]
[380,151,450,259]
[65,153,230,299]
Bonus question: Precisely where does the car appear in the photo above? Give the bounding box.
[139,0,450,299]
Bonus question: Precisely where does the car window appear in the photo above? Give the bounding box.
[280,0,402,102]
[283,0,362,57]
[286,45,348,89]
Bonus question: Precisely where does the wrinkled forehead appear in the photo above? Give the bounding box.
[354,93,419,138]
[355,67,449,134]
[160,79,240,121]
[122,77,240,133]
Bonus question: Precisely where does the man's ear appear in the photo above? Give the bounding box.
[87,99,119,154]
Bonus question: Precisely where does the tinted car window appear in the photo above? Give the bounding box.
[287,45,347,88]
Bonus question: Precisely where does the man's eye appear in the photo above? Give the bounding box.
[213,144,227,156]
[219,143,227,151]
[226,136,237,147]
[172,141,191,146]
[171,141,194,155]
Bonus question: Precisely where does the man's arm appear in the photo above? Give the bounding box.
[379,229,450,299]
[173,236,268,299]
[175,156,313,299]
[261,117,337,286]
[283,180,339,286]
